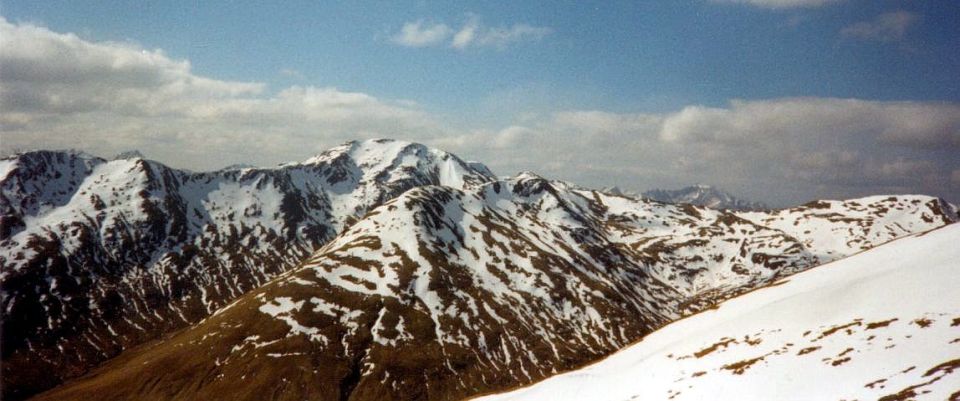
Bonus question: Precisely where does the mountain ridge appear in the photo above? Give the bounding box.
[4,140,957,400]
[478,222,960,401]
[26,169,958,401]
[0,139,496,400]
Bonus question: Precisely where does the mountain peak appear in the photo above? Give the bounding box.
[25,174,956,401]
[515,170,545,180]
[297,139,494,185]
[301,138,422,163]
[643,184,767,211]
[0,139,504,399]
[112,150,145,160]
[4,148,102,162]
[604,186,624,196]
[6,145,957,401]
[219,163,256,170]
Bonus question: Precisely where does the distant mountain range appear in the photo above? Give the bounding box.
[639,184,769,211]
[2,140,957,401]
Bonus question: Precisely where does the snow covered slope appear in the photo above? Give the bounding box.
[643,184,768,211]
[0,139,495,400]
[738,196,954,260]
[30,173,957,401]
[479,223,960,401]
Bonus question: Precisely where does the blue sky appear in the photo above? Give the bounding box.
[7,1,958,116]
[1,0,959,205]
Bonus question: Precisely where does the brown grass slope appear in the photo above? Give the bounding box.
[1,141,496,400]
[28,179,959,401]
[31,184,681,401]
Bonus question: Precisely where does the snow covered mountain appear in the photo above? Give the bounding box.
[0,139,496,400]
[478,223,960,401]
[643,184,768,211]
[28,170,957,401]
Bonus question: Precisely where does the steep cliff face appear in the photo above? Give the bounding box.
[0,139,496,400]
[29,172,957,401]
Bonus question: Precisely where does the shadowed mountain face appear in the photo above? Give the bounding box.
[0,139,496,400]
[642,184,768,211]
[29,170,958,401]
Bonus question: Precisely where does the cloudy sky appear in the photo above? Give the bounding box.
[1,0,958,206]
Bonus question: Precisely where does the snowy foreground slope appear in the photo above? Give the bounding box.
[30,172,957,401]
[479,223,960,401]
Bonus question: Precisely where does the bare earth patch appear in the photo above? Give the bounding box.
[722,356,766,375]
[693,338,737,358]
[865,378,887,389]
[865,318,898,330]
[912,318,933,328]
[814,319,862,341]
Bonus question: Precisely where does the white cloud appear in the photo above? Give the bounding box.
[391,16,551,50]
[439,97,960,204]
[2,17,957,205]
[0,18,263,117]
[790,150,859,172]
[490,126,536,149]
[460,23,552,50]
[0,17,444,170]
[841,11,919,43]
[710,0,843,9]
[451,17,479,50]
[389,20,452,47]
[878,158,935,179]
[658,98,960,150]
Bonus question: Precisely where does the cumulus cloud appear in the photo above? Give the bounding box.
[790,150,860,172]
[653,98,959,197]
[389,20,452,47]
[710,0,843,9]
[451,17,479,50]
[0,19,263,117]
[391,16,551,50]
[437,97,960,205]
[841,11,919,43]
[659,98,960,150]
[2,17,957,205]
[0,17,444,170]
[454,22,552,50]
